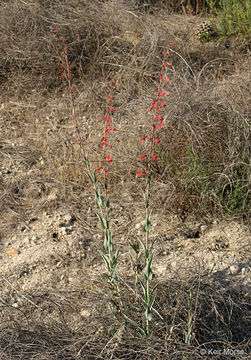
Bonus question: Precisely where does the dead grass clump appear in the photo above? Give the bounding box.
[146,71,250,218]
[0,0,162,96]
[0,1,250,222]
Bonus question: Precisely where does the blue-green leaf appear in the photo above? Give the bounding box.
[123,314,146,336]
[83,171,93,184]
[94,211,105,229]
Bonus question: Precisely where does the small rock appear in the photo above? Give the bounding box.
[229,264,239,275]
[64,213,76,224]
[48,192,57,201]
[31,235,39,244]
[5,249,19,256]
[200,225,208,233]
[135,221,144,230]
[80,309,91,318]
[24,237,30,246]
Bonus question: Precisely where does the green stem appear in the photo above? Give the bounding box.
[145,176,150,335]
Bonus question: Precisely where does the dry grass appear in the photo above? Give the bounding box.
[0,273,250,360]
[0,0,250,359]
[0,277,250,359]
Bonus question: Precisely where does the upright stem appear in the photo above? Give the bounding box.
[145,176,150,335]
[137,50,170,335]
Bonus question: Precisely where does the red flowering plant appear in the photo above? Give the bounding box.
[52,28,172,332]
[52,30,120,308]
[128,50,172,335]
[94,83,120,288]
[51,29,85,162]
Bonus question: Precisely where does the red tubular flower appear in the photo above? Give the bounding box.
[105,155,112,162]
[149,99,157,112]
[162,89,170,96]
[158,101,166,107]
[158,90,165,98]
[105,126,115,134]
[101,138,111,149]
[99,83,117,179]
[104,115,111,123]
[136,48,171,176]
[136,171,146,176]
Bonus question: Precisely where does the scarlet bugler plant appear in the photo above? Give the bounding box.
[52,28,172,334]
[83,86,122,316]
[52,29,121,313]
[128,50,172,335]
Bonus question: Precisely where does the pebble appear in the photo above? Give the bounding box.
[5,249,19,256]
[31,235,40,244]
[24,237,30,246]
[81,309,91,318]
[200,225,208,233]
[135,221,144,230]
[229,264,239,275]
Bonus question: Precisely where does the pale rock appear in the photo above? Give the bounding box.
[229,264,239,275]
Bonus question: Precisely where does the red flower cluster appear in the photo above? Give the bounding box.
[136,51,172,176]
[52,29,85,163]
[97,85,116,177]
[52,30,73,100]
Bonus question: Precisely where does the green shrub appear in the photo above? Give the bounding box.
[207,0,251,38]
[218,166,250,214]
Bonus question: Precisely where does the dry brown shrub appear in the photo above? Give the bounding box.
[0,0,250,224]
